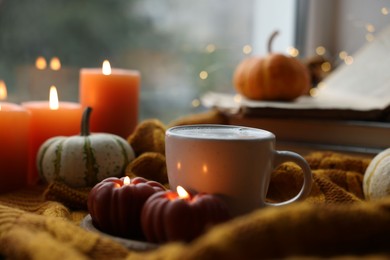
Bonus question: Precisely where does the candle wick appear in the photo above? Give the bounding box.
[81,107,92,136]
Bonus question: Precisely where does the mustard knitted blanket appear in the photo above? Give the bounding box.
[1,151,389,259]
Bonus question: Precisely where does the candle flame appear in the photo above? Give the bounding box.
[177,186,190,199]
[49,85,59,110]
[35,56,47,70]
[102,60,112,75]
[50,57,61,71]
[0,80,7,100]
[123,176,131,185]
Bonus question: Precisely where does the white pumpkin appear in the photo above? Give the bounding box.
[37,107,135,188]
[363,148,390,200]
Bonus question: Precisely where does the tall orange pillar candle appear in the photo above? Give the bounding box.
[22,86,82,185]
[79,60,140,139]
[0,100,30,193]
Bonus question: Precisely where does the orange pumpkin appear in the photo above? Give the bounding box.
[233,31,310,101]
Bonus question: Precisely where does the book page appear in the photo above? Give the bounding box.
[317,25,390,102]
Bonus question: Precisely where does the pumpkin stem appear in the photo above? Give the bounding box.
[267,30,279,54]
[81,107,92,136]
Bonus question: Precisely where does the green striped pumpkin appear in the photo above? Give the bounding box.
[37,107,135,188]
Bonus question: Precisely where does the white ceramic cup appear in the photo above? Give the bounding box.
[165,124,312,217]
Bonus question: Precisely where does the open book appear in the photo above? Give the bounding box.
[202,26,390,122]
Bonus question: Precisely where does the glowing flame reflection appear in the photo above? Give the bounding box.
[50,57,61,71]
[35,56,47,70]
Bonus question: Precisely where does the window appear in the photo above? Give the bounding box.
[0,0,261,123]
[300,0,390,60]
[1,1,387,123]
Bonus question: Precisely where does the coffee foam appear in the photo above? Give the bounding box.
[168,125,274,140]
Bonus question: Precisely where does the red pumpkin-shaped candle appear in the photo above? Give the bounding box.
[88,176,165,239]
[141,186,231,243]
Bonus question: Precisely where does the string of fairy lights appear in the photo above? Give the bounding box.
[191,4,390,107]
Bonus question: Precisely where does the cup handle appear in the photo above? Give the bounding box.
[265,150,313,207]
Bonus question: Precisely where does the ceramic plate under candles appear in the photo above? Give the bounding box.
[80,215,158,251]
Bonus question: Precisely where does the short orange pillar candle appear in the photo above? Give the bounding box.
[79,60,140,139]
[22,86,82,185]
